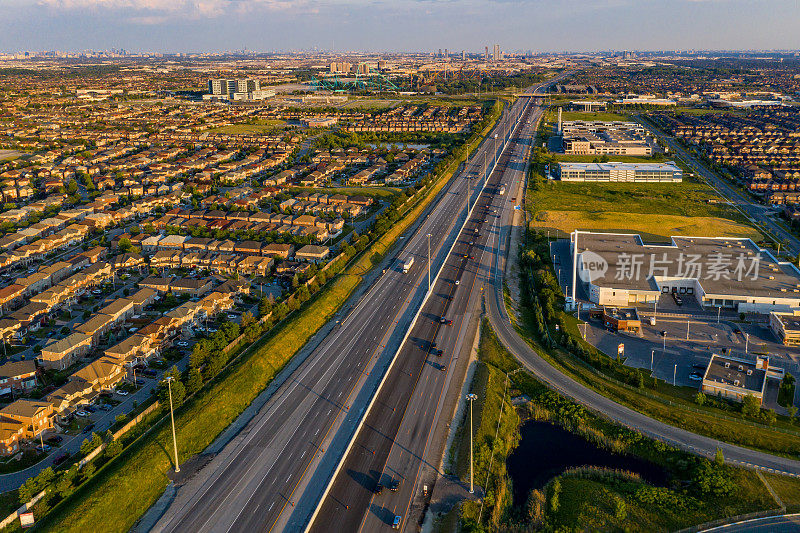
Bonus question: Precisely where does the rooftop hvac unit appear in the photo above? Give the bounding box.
[738,365,744,371]
[747,369,753,375]
[769,276,775,280]
[781,288,787,292]
[734,379,740,386]
[725,362,731,368]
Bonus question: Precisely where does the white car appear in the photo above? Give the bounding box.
[75,410,88,417]
[455,280,460,286]
[176,341,189,347]
[227,314,237,320]
[116,390,130,396]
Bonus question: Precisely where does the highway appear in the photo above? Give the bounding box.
[306,91,543,532]
[638,115,800,256]
[700,513,800,533]
[150,85,526,533]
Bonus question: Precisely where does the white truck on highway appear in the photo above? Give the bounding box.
[402,256,414,273]
[499,185,506,195]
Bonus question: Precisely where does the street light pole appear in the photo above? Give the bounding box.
[651,349,654,371]
[686,320,690,340]
[717,306,721,324]
[673,364,677,387]
[466,393,477,494]
[745,333,749,354]
[166,377,180,473]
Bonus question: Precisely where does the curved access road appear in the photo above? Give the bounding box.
[485,129,800,480]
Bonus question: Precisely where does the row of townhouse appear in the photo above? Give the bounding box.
[148,243,330,275]
[0,288,241,454]
[386,152,429,185]
[345,119,472,134]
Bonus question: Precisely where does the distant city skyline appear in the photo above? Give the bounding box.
[2,0,800,54]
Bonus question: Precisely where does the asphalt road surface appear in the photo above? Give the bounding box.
[151,85,531,533]
[700,513,800,533]
[307,89,547,532]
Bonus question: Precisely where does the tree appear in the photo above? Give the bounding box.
[158,366,185,408]
[714,448,725,467]
[66,179,78,195]
[105,437,122,458]
[118,237,133,253]
[694,392,706,406]
[789,405,798,422]
[741,394,761,418]
[186,368,203,396]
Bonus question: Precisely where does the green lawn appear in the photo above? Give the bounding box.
[559,110,632,122]
[764,473,800,512]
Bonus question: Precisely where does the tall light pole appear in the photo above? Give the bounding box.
[673,364,677,387]
[466,393,477,494]
[686,320,690,340]
[650,349,654,371]
[427,233,432,291]
[745,333,749,354]
[493,133,498,167]
[166,376,180,473]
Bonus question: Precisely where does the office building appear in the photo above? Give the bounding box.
[571,231,800,313]
[493,44,501,62]
[560,120,653,156]
[557,161,681,182]
[700,354,779,405]
[485,46,489,61]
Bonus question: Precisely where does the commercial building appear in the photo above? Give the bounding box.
[557,161,682,183]
[572,231,800,314]
[769,311,800,346]
[588,306,641,333]
[701,354,775,404]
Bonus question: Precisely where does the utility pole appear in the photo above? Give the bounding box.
[427,233,432,292]
[166,377,180,473]
[466,393,477,494]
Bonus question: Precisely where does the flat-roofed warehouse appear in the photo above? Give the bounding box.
[571,231,800,314]
[557,161,682,183]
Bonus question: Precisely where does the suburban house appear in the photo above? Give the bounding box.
[39,333,92,370]
[0,360,37,395]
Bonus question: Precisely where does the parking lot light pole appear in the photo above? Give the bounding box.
[651,350,654,371]
[717,306,721,324]
[662,334,666,356]
[166,377,180,473]
[745,333,749,354]
[686,320,690,340]
[673,364,677,387]
[466,393,478,494]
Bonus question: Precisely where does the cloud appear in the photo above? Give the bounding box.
[36,0,314,19]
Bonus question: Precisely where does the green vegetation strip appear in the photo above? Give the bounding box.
[36,100,505,533]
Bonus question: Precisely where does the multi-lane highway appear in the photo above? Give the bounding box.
[306,91,544,532]
[150,84,529,533]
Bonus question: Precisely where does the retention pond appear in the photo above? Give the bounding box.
[506,420,669,506]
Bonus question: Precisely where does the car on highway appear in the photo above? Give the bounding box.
[392,515,401,529]
[374,483,383,495]
[439,317,452,325]
[689,372,704,382]
[53,452,69,465]
[455,280,460,286]
[389,478,400,492]
[432,348,443,356]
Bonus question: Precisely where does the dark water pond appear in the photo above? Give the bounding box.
[506,420,669,507]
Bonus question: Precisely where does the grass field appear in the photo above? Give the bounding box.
[559,110,631,122]
[553,153,670,163]
[764,473,800,512]
[532,210,760,241]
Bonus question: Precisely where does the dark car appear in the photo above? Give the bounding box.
[672,293,683,306]
[439,317,452,326]
[374,483,383,495]
[46,435,63,445]
[83,423,94,433]
[733,327,742,334]
[390,478,400,492]
[692,363,706,370]
[142,369,157,377]
[53,452,69,465]
[84,405,96,413]
[433,349,443,356]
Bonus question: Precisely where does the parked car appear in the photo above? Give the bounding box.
[84,405,96,413]
[116,390,129,396]
[142,369,157,377]
[672,293,683,306]
[83,423,94,433]
[176,341,189,347]
[689,372,704,382]
[733,327,742,334]
[75,410,88,417]
[46,435,63,445]
[35,444,51,452]
[692,363,706,370]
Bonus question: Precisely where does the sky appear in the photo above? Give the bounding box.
[2,0,799,54]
